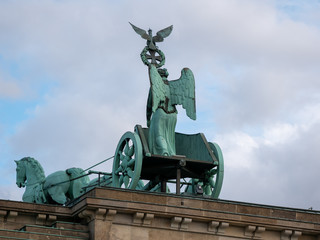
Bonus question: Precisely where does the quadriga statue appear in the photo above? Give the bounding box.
[15,157,90,205]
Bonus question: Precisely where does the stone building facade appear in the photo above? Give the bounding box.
[0,187,320,239]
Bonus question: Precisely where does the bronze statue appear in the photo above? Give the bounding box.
[130,23,196,156]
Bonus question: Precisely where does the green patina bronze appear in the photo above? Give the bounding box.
[184,142,224,197]
[110,23,225,197]
[112,131,143,189]
[16,24,224,202]
[15,157,101,205]
[147,64,196,156]
[130,23,196,156]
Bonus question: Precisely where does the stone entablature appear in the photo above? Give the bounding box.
[1,187,320,239]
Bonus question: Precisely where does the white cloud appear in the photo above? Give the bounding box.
[216,131,259,169]
[216,104,320,208]
[9,91,146,172]
[262,123,299,146]
[1,0,320,209]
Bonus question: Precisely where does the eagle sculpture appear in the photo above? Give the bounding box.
[129,22,173,50]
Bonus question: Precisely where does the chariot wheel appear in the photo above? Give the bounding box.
[209,142,224,198]
[112,131,143,189]
[184,142,224,198]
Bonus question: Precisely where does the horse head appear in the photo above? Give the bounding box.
[15,157,45,188]
[15,159,26,188]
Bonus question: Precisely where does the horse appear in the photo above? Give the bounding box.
[15,157,90,205]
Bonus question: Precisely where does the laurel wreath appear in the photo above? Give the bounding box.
[140,46,165,68]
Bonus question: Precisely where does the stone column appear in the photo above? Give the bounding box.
[79,208,117,240]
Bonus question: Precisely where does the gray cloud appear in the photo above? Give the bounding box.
[1,0,320,209]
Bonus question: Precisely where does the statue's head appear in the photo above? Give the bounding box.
[158,68,169,78]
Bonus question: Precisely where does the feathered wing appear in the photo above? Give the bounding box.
[169,68,196,120]
[153,25,173,42]
[129,22,150,40]
[148,65,167,113]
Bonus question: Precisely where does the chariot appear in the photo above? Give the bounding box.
[112,125,224,198]
[107,24,225,197]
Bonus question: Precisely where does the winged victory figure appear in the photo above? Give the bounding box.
[147,64,196,156]
[130,22,196,156]
[129,22,173,50]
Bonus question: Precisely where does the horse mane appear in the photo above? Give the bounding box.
[21,157,46,181]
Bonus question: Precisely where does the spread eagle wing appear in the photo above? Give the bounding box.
[148,64,168,113]
[129,22,150,40]
[153,25,173,42]
[169,68,196,120]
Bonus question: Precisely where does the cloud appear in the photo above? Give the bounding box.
[9,90,147,172]
[217,103,320,209]
[0,77,22,99]
[1,0,320,209]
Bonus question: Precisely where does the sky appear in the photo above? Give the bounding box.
[1,0,320,210]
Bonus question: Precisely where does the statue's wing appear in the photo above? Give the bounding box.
[129,22,150,40]
[169,68,196,120]
[149,64,167,113]
[153,25,173,42]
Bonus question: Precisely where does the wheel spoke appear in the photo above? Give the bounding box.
[127,168,134,178]
[115,165,123,175]
[127,145,134,157]
[204,184,212,195]
[124,140,129,155]
[128,158,135,167]
[209,177,215,188]
[123,175,130,188]
[119,175,124,186]
[209,168,217,175]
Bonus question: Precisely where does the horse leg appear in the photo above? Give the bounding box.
[44,171,70,205]
[48,186,67,205]
[22,188,35,203]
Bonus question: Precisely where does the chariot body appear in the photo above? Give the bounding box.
[112,124,224,197]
